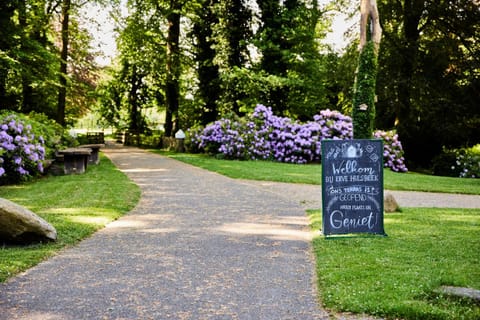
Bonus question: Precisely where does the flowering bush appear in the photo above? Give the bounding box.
[434,145,480,178]
[189,104,407,171]
[189,104,353,164]
[453,145,480,178]
[373,130,408,172]
[0,114,46,184]
[198,118,246,159]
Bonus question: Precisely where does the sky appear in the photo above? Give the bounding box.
[82,1,355,66]
[81,3,121,66]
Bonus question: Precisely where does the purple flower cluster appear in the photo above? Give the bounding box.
[0,115,46,183]
[189,105,408,171]
[198,119,246,159]
[373,130,408,172]
[190,105,352,164]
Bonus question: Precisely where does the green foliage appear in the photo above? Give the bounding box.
[433,145,480,178]
[97,0,173,133]
[0,110,78,184]
[0,154,141,282]
[0,1,104,124]
[352,41,377,139]
[0,111,76,159]
[254,0,331,117]
[106,0,338,132]
[376,0,480,167]
[191,0,221,125]
[309,208,480,319]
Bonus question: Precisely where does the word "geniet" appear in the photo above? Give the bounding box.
[329,210,375,230]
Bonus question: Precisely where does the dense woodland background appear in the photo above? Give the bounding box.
[0,0,479,169]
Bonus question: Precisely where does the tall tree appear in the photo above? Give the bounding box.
[352,0,381,139]
[257,0,288,113]
[376,0,480,167]
[192,0,221,125]
[211,0,253,116]
[256,0,328,118]
[164,0,182,137]
[57,0,71,126]
[0,1,20,108]
[102,0,166,132]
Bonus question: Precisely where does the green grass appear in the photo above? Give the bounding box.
[309,208,480,320]
[156,151,480,194]
[0,154,141,282]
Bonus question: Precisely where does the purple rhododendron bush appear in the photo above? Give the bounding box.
[188,104,408,172]
[0,112,74,184]
[374,130,408,172]
[0,115,45,183]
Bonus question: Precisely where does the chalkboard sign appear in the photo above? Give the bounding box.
[321,139,386,236]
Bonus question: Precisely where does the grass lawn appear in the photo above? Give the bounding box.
[156,151,480,194]
[309,208,480,320]
[0,154,141,283]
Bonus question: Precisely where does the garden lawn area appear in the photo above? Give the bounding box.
[309,208,480,320]
[0,154,141,283]
[157,151,480,195]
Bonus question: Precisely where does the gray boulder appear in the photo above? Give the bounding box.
[0,198,57,244]
[384,193,400,213]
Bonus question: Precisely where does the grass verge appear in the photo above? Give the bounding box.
[309,208,480,319]
[156,151,480,195]
[0,154,141,283]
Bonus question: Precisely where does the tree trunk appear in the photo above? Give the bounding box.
[57,0,71,127]
[164,1,181,137]
[128,64,140,132]
[352,0,382,139]
[194,0,220,126]
[359,0,382,52]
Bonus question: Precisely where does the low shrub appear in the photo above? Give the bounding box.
[0,111,75,184]
[0,115,46,183]
[433,145,480,178]
[189,105,353,164]
[373,130,408,172]
[189,104,407,171]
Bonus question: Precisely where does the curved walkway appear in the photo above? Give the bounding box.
[0,147,328,320]
[241,181,480,210]
[1,146,477,320]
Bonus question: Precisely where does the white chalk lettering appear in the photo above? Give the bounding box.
[332,160,375,176]
[338,193,367,201]
[330,210,375,230]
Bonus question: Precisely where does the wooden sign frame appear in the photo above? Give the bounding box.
[321,139,386,237]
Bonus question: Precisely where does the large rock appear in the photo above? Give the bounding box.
[384,193,400,213]
[437,286,480,303]
[0,198,57,244]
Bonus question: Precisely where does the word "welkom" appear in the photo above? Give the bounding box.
[332,160,375,176]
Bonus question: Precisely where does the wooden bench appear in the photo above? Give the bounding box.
[79,144,104,165]
[56,148,92,174]
[86,132,105,144]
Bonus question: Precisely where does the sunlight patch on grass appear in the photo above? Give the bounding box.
[0,154,140,283]
[66,215,112,226]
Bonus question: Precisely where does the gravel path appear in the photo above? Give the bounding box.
[241,181,480,210]
[2,146,476,320]
[0,147,329,320]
